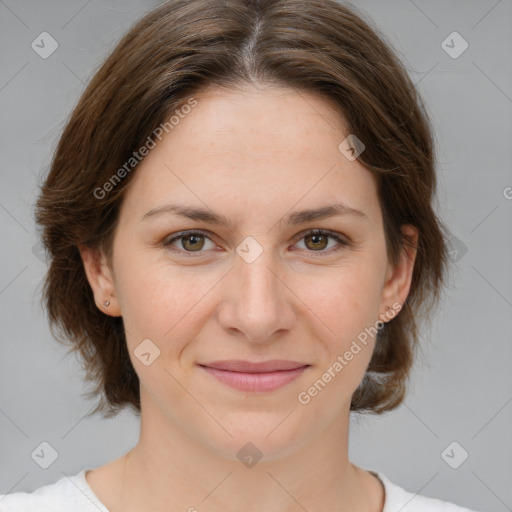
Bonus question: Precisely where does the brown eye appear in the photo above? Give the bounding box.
[294,229,350,255]
[180,233,205,251]
[304,233,329,251]
[164,231,216,255]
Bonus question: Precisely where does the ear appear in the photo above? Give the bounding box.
[378,224,418,322]
[78,244,121,317]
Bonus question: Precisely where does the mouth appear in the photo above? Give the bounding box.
[198,360,311,392]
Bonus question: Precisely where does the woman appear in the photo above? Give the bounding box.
[0,0,481,510]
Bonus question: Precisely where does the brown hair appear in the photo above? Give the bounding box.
[34,0,449,418]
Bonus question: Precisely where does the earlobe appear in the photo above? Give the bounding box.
[379,224,418,320]
[78,244,121,316]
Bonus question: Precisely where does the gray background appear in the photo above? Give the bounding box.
[0,1,511,511]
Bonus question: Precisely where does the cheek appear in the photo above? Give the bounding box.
[113,246,219,358]
[295,269,383,415]
[306,261,385,337]
[300,258,386,400]
[114,261,208,405]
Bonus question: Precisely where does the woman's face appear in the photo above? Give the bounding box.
[82,84,416,460]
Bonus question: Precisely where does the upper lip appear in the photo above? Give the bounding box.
[199,360,309,373]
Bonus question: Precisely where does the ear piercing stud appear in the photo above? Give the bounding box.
[104,300,110,307]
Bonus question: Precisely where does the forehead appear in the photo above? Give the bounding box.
[119,84,381,228]
[180,83,348,153]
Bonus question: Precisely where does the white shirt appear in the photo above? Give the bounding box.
[0,468,480,511]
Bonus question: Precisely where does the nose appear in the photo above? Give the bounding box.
[217,250,296,343]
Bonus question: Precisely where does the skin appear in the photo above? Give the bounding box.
[80,83,417,512]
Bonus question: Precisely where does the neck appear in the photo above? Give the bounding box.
[101,396,384,512]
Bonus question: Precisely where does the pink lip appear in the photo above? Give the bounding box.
[199,360,310,392]
[201,359,308,372]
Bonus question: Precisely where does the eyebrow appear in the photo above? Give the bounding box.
[141,202,368,228]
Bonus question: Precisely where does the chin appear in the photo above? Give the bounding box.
[196,413,312,464]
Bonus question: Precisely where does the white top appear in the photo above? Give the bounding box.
[0,468,481,512]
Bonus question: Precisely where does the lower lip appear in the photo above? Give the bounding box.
[200,365,309,392]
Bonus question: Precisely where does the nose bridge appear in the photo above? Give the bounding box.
[222,244,294,342]
[235,234,281,296]
[239,251,281,306]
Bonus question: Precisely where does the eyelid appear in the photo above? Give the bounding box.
[163,229,218,256]
[292,228,350,245]
[290,228,352,255]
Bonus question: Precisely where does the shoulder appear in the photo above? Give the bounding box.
[0,469,109,512]
[375,471,481,512]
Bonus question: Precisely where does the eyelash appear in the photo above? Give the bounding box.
[163,229,351,258]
